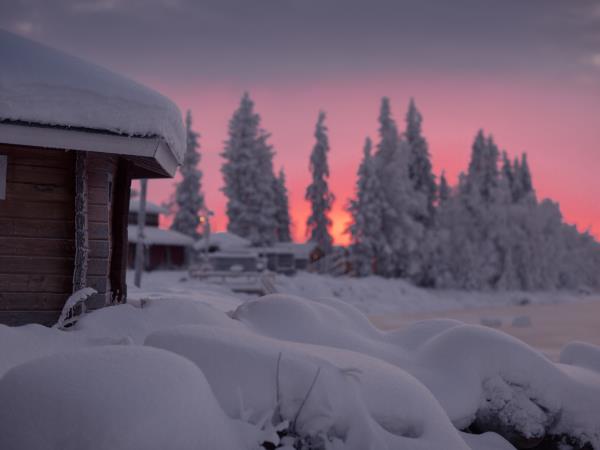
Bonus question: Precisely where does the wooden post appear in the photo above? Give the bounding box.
[134,179,147,288]
[109,159,132,304]
[73,151,89,312]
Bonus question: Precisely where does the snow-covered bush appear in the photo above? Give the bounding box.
[74,297,243,344]
[232,294,600,448]
[145,324,472,450]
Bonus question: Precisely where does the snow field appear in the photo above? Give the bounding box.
[0,290,599,449]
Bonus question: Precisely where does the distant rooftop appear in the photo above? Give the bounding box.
[127,226,193,247]
[194,232,251,251]
[129,199,169,215]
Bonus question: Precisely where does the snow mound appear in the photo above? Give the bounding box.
[232,294,600,448]
[460,431,516,450]
[560,341,600,374]
[413,325,600,448]
[3,282,600,449]
[385,318,464,350]
[75,298,242,344]
[146,324,472,450]
[0,30,184,160]
[0,346,243,450]
[0,323,85,378]
[233,294,436,374]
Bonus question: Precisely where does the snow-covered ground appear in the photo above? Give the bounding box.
[274,272,599,315]
[127,270,600,315]
[128,270,600,360]
[1,270,599,450]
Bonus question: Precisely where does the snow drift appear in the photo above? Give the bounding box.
[145,324,472,450]
[0,346,243,450]
[1,290,600,449]
[233,294,600,448]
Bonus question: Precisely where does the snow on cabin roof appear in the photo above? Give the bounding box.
[0,30,185,162]
[127,226,194,247]
[194,232,251,251]
[129,199,169,215]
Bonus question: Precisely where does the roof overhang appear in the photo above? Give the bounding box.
[0,121,179,178]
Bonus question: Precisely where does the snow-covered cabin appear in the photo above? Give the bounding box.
[0,31,185,325]
[127,200,194,270]
[273,242,317,271]
[193,232,259,272]
[193,232,312,275]
[194,231,252,253]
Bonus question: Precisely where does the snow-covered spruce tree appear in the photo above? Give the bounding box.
[516,153,535,202]
[305,111,334,253]
[221,93,278,246]
[347,137,392,276]
[436,131,504,289]
[438,171,450,203]
[435,136,600,291]
[374,97,400,170]
[171,110,205,238]
[463,129,498,202]
[372,97,424,278]
[430,174,472,288]
[405,99,437,225]
[501,151,515,200]
[274,168,292,242]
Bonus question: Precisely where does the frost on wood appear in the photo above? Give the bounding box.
[72,152,89,310]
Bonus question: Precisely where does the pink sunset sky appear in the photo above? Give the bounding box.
[2,0,599,243]
[140,73,599,244]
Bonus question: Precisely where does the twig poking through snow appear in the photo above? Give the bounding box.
[292,367,322,432]
[273,352,283,424]
[54,287,97,329]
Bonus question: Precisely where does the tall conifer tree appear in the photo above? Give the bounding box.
[171,110,205,238]
[348,138,392,276]
[221,93,278,246]
[305,111,334,252]
[438,171,450,203]
[274,168,292,242]
[405,99,437,224]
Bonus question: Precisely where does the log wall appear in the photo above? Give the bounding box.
[0,144,120,325]
[0,145,75,325]
[85,152,118,309]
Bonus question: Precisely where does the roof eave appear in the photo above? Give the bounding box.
[0,121,180,178]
